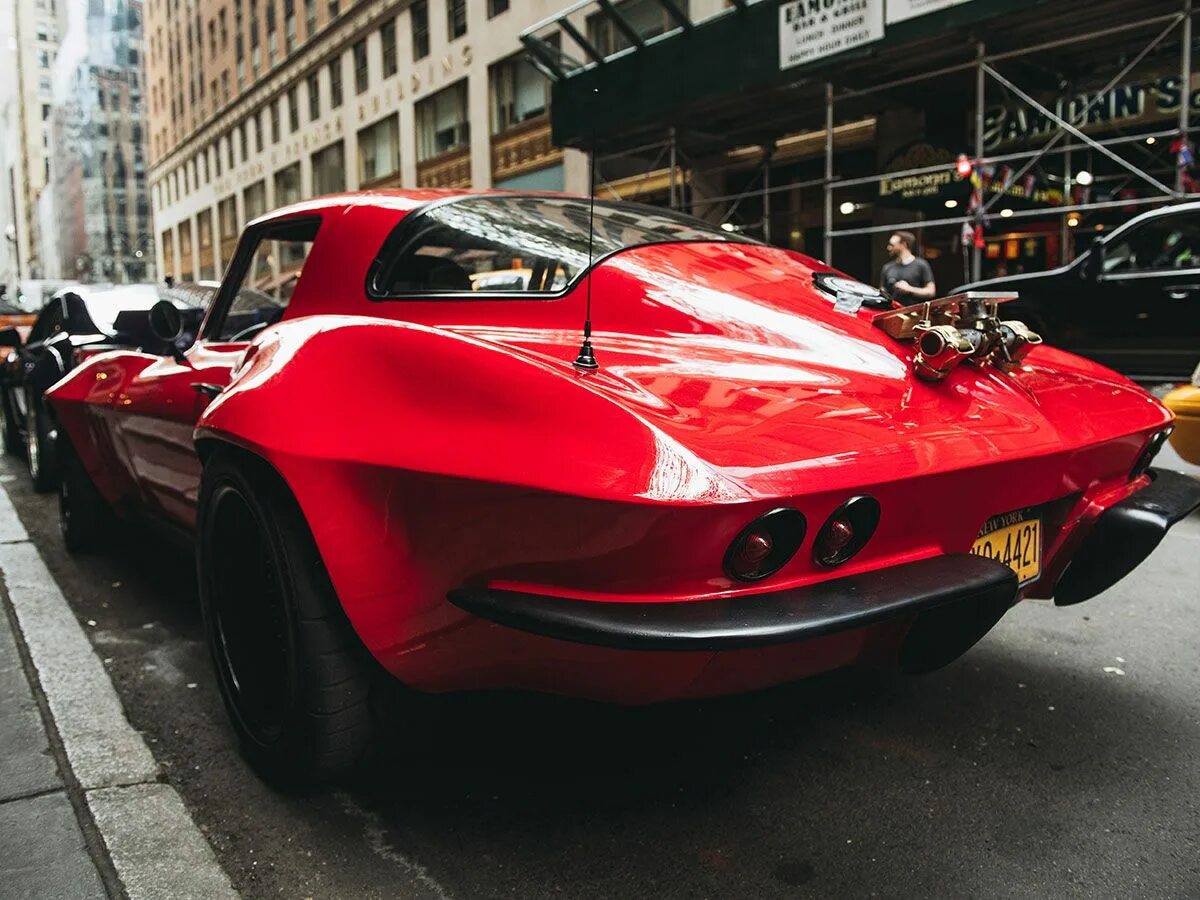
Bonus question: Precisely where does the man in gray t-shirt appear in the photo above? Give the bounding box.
[880,230,937,303]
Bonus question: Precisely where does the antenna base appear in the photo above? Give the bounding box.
[573,339,599,370]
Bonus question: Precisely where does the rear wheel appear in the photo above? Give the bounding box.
[26,393,57,493]
[58,434,111,554]
[197,449,377,785]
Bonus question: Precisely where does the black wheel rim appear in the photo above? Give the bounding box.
[208,485,292,745]
[27,403,39,479]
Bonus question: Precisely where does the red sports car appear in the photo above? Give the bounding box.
[46,191,1200,783]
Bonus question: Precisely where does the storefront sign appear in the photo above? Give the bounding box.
[886,0,973,24]
[779,0,884,70]
[984,75,1200,151]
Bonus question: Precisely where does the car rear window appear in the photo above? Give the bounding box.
[367,194,757,298]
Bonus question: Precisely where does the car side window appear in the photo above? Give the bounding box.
[212,220,319,342]
[1103,217,1200,274]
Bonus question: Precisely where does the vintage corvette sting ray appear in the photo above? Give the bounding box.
[45,191,1200,782]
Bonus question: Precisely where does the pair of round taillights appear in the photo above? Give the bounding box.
[722,497,881,582]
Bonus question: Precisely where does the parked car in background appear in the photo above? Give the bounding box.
[44,191,1199,785]
[958,201,1200,382]
[0,281,217,490]
[1163,361,1200,464]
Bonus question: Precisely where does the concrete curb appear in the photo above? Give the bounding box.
[0,485,237,899]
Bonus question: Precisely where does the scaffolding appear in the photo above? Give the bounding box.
[524,0,1200,282]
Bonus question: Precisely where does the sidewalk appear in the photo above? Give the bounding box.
[0,483,237,900]
[0,602,108,899]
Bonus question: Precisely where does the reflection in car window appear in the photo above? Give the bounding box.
[215,222,318,341]
[371,195,757,297]
[1103,217,1200,273]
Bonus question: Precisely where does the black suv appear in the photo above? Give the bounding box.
[958,202,1200,382]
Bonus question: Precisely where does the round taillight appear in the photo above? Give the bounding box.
[724,508,806,582]
[814,496,880,567]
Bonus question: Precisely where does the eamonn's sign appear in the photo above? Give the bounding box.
[983,74,1200,151]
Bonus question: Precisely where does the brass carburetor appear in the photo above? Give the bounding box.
[873,291,1042,382]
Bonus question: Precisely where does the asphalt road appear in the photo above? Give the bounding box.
[2,447,1198,900]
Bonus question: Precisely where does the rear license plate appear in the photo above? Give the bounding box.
[970,507,1042,585]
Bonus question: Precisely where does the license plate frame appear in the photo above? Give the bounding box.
[970,506,1043,586]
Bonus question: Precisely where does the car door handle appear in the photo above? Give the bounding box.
[191,382,223,398]
[1164,286,1200,299]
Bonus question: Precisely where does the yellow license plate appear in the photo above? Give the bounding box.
[970,508,1042,585]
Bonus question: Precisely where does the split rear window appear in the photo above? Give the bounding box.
[367,194,756,298]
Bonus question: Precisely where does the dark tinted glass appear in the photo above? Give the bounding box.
[371,194,756,297]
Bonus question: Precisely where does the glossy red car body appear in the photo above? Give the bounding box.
[47,190,1181,704]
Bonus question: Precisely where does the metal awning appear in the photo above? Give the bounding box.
[523,0,1190,156]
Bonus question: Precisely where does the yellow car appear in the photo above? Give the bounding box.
[1164,364,1200,465]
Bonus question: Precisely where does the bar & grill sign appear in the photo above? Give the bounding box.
[779,0,884,70]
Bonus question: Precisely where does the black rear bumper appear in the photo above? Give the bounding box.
[449,553,1018,668]
[1054,468,1200,606]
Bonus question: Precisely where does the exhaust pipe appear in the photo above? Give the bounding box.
[912,325,973,382]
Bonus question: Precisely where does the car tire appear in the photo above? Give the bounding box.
[197,448,377,785]
[26,392,57,493]
[0,387,21,457]
[58,433,111,554]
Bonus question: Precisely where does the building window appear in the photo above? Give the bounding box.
[270,101,280,143]
[411,1,429,60]
[329,58,343,108]
[307,71,320,121]
[252,111,263,154]
[311,141,346,194]
[328,0,339,17]
[218,194,238,246]
[274,162,302,207]
[287,86,299,132]
[353,39,368,94]
[357,115,400,185]
[587,0,688,56]
[198,209,215,279]
[244,180,267,221]
[416,80,470,162]
[380,20,397,78]
[238,123,248,162]
[305,0,316,36]
[285,0,297,52]
[488,0,509,16]
[447,0,467,39]
[490,52,550,134]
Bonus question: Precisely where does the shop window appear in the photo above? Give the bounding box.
[416,80,469,162]
[311,140,346,194]
[357,116,400,185]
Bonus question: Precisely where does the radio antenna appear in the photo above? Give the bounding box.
[573,89,600,370]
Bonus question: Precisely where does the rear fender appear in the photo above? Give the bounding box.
[194,316,747,671]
